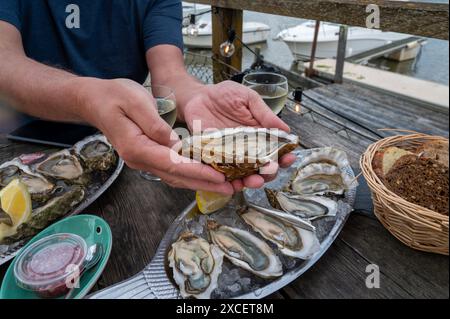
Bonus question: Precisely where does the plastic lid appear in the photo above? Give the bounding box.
[14,233,88,290]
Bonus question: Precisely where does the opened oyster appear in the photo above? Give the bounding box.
[74,134,116,172]
[36,150,86,184]
[181,128,299,180]
[265,189,338,220]
[0,160,55,202]
[239,207,321,259]
[290,163,353,196]
[0,186,85,245]
[168,232,223,299]
[207,220,283,278]
[299,147,350,169]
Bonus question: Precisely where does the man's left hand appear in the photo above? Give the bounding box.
[183,80,297,192]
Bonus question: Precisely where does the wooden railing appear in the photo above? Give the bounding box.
[187,0,449,82]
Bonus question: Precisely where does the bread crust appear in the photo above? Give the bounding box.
[417,140,449,168]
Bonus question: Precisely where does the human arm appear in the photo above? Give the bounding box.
[0,21,234,194]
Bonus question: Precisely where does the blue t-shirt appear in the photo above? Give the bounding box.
[0,0,183,84]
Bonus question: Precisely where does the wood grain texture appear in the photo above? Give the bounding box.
[0,82,448,299]
[211,7,243,79]
[190,0,449,40]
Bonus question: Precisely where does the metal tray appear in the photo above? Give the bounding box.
[0,155,124,266]
[89,148,357,299]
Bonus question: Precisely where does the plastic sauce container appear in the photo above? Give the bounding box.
[14,233,88,298]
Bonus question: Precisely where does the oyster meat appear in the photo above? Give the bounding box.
[1,186,85,245]
[181,127,299,180]
[239,206,321,259]
[36,150,86,183]
[290,163,353,196]
[265,189,338,220]
[0,160,55,202]
[207,220,283,278]
[74,134,117,172]
[168,232,223,299]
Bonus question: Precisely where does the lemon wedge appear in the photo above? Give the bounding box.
[196,190,232,215]
[0,179,32,227]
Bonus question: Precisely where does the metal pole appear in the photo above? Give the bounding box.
[305,20,320,78]
[335,25,348,84]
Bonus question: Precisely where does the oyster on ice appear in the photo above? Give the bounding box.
[36,150,86,183]
[298,147,350,169]
[1,186,85,244]
[239,206,321,259]
[180,127,299,180]
[74,134,117,172]
[207,220,283,278]
[0,159,55,202]
[168,232,223,299]
[265,189,338,220]
[290,163,353,196]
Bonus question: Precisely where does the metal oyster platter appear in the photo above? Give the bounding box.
[0,134,124,266]
[89,148,357,299]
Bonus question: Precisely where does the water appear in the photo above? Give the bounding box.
[186,0,449,85]
[242,10,449,86]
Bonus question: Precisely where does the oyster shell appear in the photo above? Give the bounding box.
[181,127,299,180]
[265,189,338,220]
[299,147,350,169]
[290,163,353,196]
[0,159,55,202]
[168,232,223,299]
[0,186,85,245]
[207,220,283,278]
[36,150,86,183]
[0,207,13,226]
[239,207,321,259]
[74,134,117,172]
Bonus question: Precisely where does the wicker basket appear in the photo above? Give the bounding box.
[360,132,449,255]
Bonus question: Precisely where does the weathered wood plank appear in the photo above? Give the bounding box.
[191,0,449,40]
[339,215,449,298]
[292,98,381,141]
[212,7,243,82]
[281,106,372,169]
[306,84,449,137]
[282,236,414,298]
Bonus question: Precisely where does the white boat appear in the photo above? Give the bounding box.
[276,21,414,60]
[182,3,271,49]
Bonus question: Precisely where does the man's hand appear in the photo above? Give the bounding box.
[77,78,235,194]
[183,80,297,192]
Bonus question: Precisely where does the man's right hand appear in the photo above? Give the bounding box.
[75,77,234,195]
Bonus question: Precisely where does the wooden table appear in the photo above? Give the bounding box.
[0,83,448,298]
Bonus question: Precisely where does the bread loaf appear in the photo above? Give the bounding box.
[384,155,449,215]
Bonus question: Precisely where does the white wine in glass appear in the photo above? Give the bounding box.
[243,72,289,115]
[157,98,177,128]
[140,85,177,181]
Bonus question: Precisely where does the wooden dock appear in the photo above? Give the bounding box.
[303,59,449,109]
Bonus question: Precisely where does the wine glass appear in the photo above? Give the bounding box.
[140,85,177,181]
[242,72,289,115]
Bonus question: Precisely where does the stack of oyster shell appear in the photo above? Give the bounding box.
[0,134,117,245]
[169,128,355,299]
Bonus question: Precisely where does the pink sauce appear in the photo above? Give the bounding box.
[20,241,85,298]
